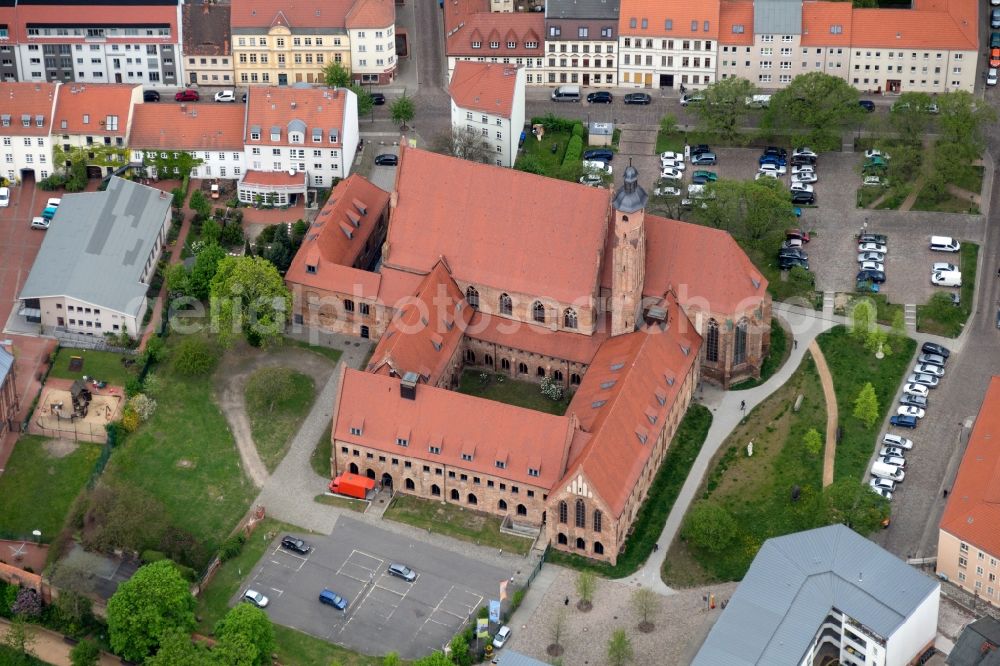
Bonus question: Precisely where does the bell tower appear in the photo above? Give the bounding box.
[610,165,648,336]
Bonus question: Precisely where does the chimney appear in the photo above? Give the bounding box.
[400,372,419,400]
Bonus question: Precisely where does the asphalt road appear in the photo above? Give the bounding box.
[238,516,513,659]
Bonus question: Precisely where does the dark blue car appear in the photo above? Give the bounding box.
[889,414,918,429]
[759,154,786,167]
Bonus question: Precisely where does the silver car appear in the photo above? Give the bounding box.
[880,455,907,468]
[882,434,913,450]
[387,563,417,582]
[917,353,946,367]
[870,476,896,492]
[858,242,888,254]
[880,445,904,457]
[914,363,944,377]
[858,251,885,263]
[906,373,939,388]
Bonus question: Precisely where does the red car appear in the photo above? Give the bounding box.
[174,89,199,102]
[992,48,1000,68]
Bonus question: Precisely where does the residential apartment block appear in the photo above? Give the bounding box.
[345,0,397,84]
[938,376,1000,607]
[181,2,234,87]
[445,0,544,85]
[129,103,245,181]
[695,524,940,666]
[543,0,619,87]
[52,83,141,177]
[617,0,719,90]
[0,4,18,82]
[0,81,57,184]
[449,62,525,167]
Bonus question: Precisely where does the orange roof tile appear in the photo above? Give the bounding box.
[241,170,308,187]
[346,0,395,29]
[851,1,977,50]
[561,293,701,516]
[0,82,58,137]
[718,1,753,46]
[333,366,576,488]
[130,104,245,151]
[377,267,428,307]
[467,311,608,365]
[367,261,473,384]
[245,86,347,147]
[231,0,355,29]
[940,376,1000,557]
[52,84,140,136]
[618,0,720,39]
[385,146,611,304]
[445,4,543,58]
[448,62,521,118]
[13,4,178,42]
[640,214,769,314]
[801,1,853,47]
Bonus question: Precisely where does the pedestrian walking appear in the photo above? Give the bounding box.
[564,596,569,606]
[740,400,746,411]
[794,339,798,350]
[653,543,659,552]
[943,488,949,498]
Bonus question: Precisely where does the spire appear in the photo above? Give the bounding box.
[612,164,648,214]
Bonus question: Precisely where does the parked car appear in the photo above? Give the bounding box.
[143,90,160,102]
[989,68,999,87]
[41,205,58,220]
[692,169,718,182]
[243,589,269,608]
[659,151,683,162]
[890,414,918,428]
[679,94,705,106]
[661,167,684,179]
[781,239,804,250]
[0,187,8,208]
[583,160,613,174]
[931,271,961,287]
[758,163,787,176]
[882,433,913,450]
[792,173,818,184]
[914,363,944,377]
[583,148,614,162]
[856,269,886,284]
[921,342,951,358]
[319,589,348,610]
[791,164,815,175]
[371,92,386,105]
[493,626,512,649]
[790,154,817,166]
[897,405,926,419]
[906,373,940,388]
[387,563,417,582]
[763,146,788,158]
[759,154,787,167]
[778,257,809,270]
[902,383,929,398]
[586,91,613,104]
[991,47,1000,68]
[789,182,813,193]
[864,149,890,160]
[175,89,199,102]
[871,486,893,501]
[932,262,958,273]
[929,235,961,252]
[880,445,905,458]
[785,228,810,242]
[778,248,808,261]
[918,353,947,366]
[792,147,817,158]
[756,171,778,181]
[46,197,61,208]
[30,216,49,230]
[859,100,875,112]
[863,176,888,187]
[690,144,712,156]
[623,92,652,105]
[690,152,717,165]
[281,536,311,554]
[579,173,604,187]
[870,477,896,492]
[214,90,237,103]
[857,251,885,263]
[791,190,815,205]
[375,154,398,166]
[858,242,888,254]
[900,394,928,409]
[859,261,884,273]
[659,157,685,170]
[880,455,907,468]
[858,233,888,244]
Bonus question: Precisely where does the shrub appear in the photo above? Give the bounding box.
[563,135,584,165]
[221,219,245,246]
[121,408,141,433]
[171,187,185,208]
[172,337,219,376]
[142,336,167,365]
[128,394,157,422]
[219,533,246,562]
[38,173,68,191]
[124,376,144,398]
[12,588,42,618]
[201,218,222,244]
[571,123,584,138]
[540,376,564,401]
[70,638,101,666]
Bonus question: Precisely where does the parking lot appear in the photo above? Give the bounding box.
[237,516,514,659]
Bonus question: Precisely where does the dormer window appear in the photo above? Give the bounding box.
[349,426,362,436]
[507,41,516,48]
[21,115,30,127]
[396,437,408,447]
[528,468,539,477]
[472,41,481,49]
[495,460,506,469]
[35,115,43,128]
[0,115,9,127]
[289,132,303,144]
[82,114,89,124]
[270,127,281,141]
[306,264,317,274]
[461,453,473,462]
[489,41,499,49]
[429,445,441,454]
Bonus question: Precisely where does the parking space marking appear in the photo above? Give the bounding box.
[410,585,484,647]
[266,549,308,573]
[336,550,385,583]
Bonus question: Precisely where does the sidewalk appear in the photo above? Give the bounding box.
[0,618,119,666]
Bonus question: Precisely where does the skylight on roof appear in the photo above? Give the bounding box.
[600,380,616,390]
[592,400,607,408]
[610,362,625,371]
[830,24,843,34]
[732,24,744,34]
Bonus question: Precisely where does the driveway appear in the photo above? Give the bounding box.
[613,126,657,190]
[238,516,514,660]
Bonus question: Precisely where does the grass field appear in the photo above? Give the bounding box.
[310,422,333,478]
[48,348,137,388]
[103,337,256,566]
[515,130,572,177]
[313,494,366,512]
[384,494,533,555]
[457,370,570,415]
[245,369,316,472]
[285,338,344,365]
[917,242,979,337]
[0,436,101,541]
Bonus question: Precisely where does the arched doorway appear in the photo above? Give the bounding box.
[467,493,478,505]
[405,478,415,491]
[575,537,585,550]
[349,462,359,474]
[381,472,393,489]
[366,469,376,480]
[431,484,441,496]
[450,489,460,500]
[557,533,567,545]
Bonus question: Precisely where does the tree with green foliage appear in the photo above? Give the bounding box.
[822,478,889,533]
[350,84,375,119]
[214,603,275,666]
[210,255,291,347]
[682,501,739,554]
[448,633,472,666]
[631,588,659,632]
[850,300,874,340]
[164,263,189,297]
[171,336,219,376]
[696,77,755,142]
[69,638,100,666]
[323,61,351,88]
[106,560,196,662]
[144,628,211,666]
[382,653,402,666]
[186,243,227,301]
[887,92,934,140]
[576,571,596,611]
[390,93,416,129]
[188,189,211,221]
[936,90,997,150]
[864,325,890,357]
[765,72,862,149]
[659,113,678,134]
[853,382,880,428]
[691,178,795,248]
[607,629,634,666]
[803,428,823,456]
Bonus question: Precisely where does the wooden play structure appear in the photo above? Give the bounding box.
[50,380,92,421]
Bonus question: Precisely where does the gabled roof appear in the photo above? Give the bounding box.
[445,0,544,57]
[801,1,853,47]
[560,293,700,516]
[230,0,355,30]
[182,2,232,56]
[285,174,390,291]
[333,367,576,488]
[385,146,610,304]
[693,524,939,666]
[130,104,245,152]
[754,0,801,36]
[0,82,58,137]
[940,376,1000,558]
[245,86,349,147]
[467,312,608,365]
[546,0,620,21]
[0,345,13,388]
[718,1,754,46]
[448,62,521,118]
[345,0,395,29]
[947,616,1000,666]
[851,0,977,50]
[53,84,139,136]
[367,261,473,385]
[617,0,719,39]
[12,4,179,42]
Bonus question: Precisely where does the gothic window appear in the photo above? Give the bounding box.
[516,504,527,516]
[501,358,511,371]
[559,501,568,523]
[576,537,586,550]
[537,366,545,377]
[706,318,720,363]
[499,499,508,511]
[466,286,479,308]
[450,488,460,500]
[465,349,476,363]
[485,354,494,366]
[593,509,602,533]
[532,301,545,323]
[405,478,415,490]
[518,362,528,374]
[594,541,604,555]
[571,373,581,385]
[500,293,512,315]
[564,308,578,329]
[431,484,441,496]
[575,499,586,528]
[734,317,749,365]
[467,493,478,505]
[554,370,564,381]
[558,532,568,545]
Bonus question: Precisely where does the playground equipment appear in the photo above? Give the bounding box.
[51,380,92,421]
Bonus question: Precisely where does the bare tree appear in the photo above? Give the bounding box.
[631,588,659,633]
[430,126,493,164]
[547,607,567,657]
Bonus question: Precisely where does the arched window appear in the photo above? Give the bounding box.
[553,370,564,381]
[557,533,568,545]
[571,373,581,385]
[594,541,604,555]
[537,366,545,377]
[499,499,508,511]
[349,462,359,474]
[593,509,602,533]
[516,504,527,516]
[734,317,749,365]
[467,493,478,505]
[450,489,460,500]
[501,358,511,371]
[575,537,585,550]
[517,362,527,374]
[532,301,545,323]
[431,484,441,496]
[466,286,479,309]
[705,318,720,363]
[575,499,586,528]
[465,349,476,363]
[405,478,415,490]
[485,354,494,367]
[564,308,578,329]
[500,293,512,316]
[558,501,568,523]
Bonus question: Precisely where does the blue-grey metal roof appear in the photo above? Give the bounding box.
[612,165,647,214]
[546,0,619,21]
[692,524,939,666]
[19,177,171,316]
[753,0,802,35]
[495,650,550,666]
[0,345,13,388]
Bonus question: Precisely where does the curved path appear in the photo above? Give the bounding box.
[810,340,840,488]
[214,344,341,488]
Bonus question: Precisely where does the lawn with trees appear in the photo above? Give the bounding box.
[245,367,317,471]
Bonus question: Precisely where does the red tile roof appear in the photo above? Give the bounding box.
[333,366,576,488]
[718,1,753,46]
[449,62,521,118]
[618,0,720,38]
[367,261,473,384]
[851,0,977,50]
[231,0,356,29]
[940,376,1000,557]
[240,170,308,187]
[52,84,140,136]
[286,175,390,291]
[801,1,853,47]
[640,214,768,314]
[130,104,245,151]
[445,0,543,58]
[345,0,395,29]
[377,267,428,307]
[467,311,608,365]
[12,4,179,42]
[561,293,701,516]
[385,146,611,304]
[245,86,347,147]
[0,82,58,137]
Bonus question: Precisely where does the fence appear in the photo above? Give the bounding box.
[50,328,137,355]
[28,422,110,444]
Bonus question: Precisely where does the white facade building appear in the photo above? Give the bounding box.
[0,82,58,183]
[129,103,246,181]
[345,0,398,85]
[449,62,526,168]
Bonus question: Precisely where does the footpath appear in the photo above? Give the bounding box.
[0,618,119,666]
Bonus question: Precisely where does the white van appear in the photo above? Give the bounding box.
[745,94,771,108]
[871,461,905,482]
[929,236,961,252]
[551,85,581,102]
[687,183,706,198]
[931,270,962,287]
